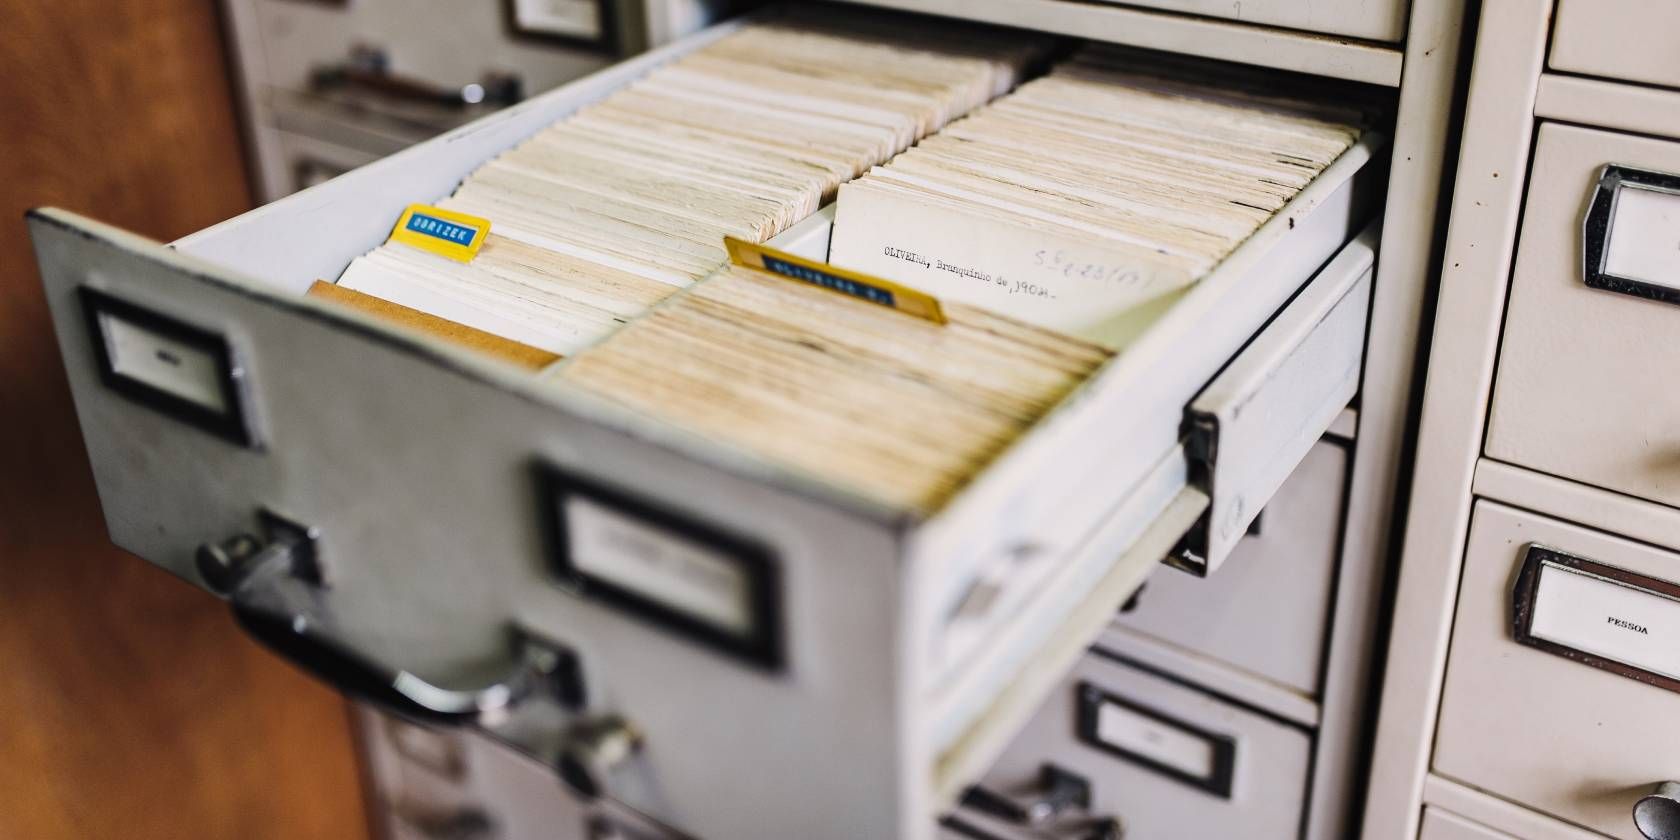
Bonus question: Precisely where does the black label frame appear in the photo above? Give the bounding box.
[79,286,258,448]
[536,461,783,671]
[1582,163,1680,307]
[1076,681,1237,799]
[1511,543,1680,695]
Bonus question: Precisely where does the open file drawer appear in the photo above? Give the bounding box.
[28,18,1380,840]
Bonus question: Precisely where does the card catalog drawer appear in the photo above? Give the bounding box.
[1550,0,1680,91]
[1486,123,1680,510]
[1420,808,1518,840]
[1436,501,1680,838]
[955,650,1311,840]
[27,15,1380,839]
[1114,439,1348,696]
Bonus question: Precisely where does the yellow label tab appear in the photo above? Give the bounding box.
[724,237,946,324]
[389,204,490,263]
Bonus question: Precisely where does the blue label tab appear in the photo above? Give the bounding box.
[761,255,897,307]
[405,213,478,245]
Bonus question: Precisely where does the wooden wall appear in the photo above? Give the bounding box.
[0,2,372,838]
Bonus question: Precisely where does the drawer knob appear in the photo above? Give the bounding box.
[557,716,641,800]
[1636,782,1680,840]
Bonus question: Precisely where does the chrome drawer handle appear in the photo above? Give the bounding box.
[232,601,535,724]
[198,514,577,726]
[1635,781,1680,840]
[954,765,1122,838]
[310,45,523,109]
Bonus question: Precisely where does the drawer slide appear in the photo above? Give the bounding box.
[1173,224,1376,576]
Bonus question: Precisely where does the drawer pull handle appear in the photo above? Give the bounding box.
[232,597,536,725]
[1635,781,1680,840]
[311,45,523,110]
[961,764,1089,825]
[957,764,1121,839]
[201,514,576,725]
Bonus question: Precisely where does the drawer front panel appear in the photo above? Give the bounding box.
[360,706,690,840]
[244,0,613,102]
[1486,123,1680,509]
[1116,439,1348,695]
[1436,501,1680,837]
[1090,0,1407,41]
[971,651,1311,839]
[1551,0,1680,91]
[28,212,907,840]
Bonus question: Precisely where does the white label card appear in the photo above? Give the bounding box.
[829,182,1196,348]
[564,495,754,638]
[1605,184,1680,292]
[1529,560,1680,681]
[100,312,228,414]
[512,0,602,39]
[1095,701,1218,781]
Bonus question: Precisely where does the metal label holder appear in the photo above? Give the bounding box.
[1512,544,1680,695]
[1075,681,1237,799]
[1582,164,1680,307]
[536,461,783,671]
[78,285,259,448]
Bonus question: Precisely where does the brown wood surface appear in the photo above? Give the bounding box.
[0,2,372,838]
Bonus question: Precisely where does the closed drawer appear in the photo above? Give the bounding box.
[240,0,613,102]
[1551,0,1680,91]
[1486,122,1680,510]
[1420,808,1516,840]
[847,0,1406,42]
[1090,0,1406,41]
[957,650,1311,840]
[1436,500,1680,838]
[1113,438,1348,696]
[28,17,1379,840]
[360,707,685,840]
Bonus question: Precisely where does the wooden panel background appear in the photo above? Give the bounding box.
[0,2,372,838]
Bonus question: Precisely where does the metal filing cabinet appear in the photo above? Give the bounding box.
[30,0,1478,836]
[1366,1,1680,837]
[221,0,737,201]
